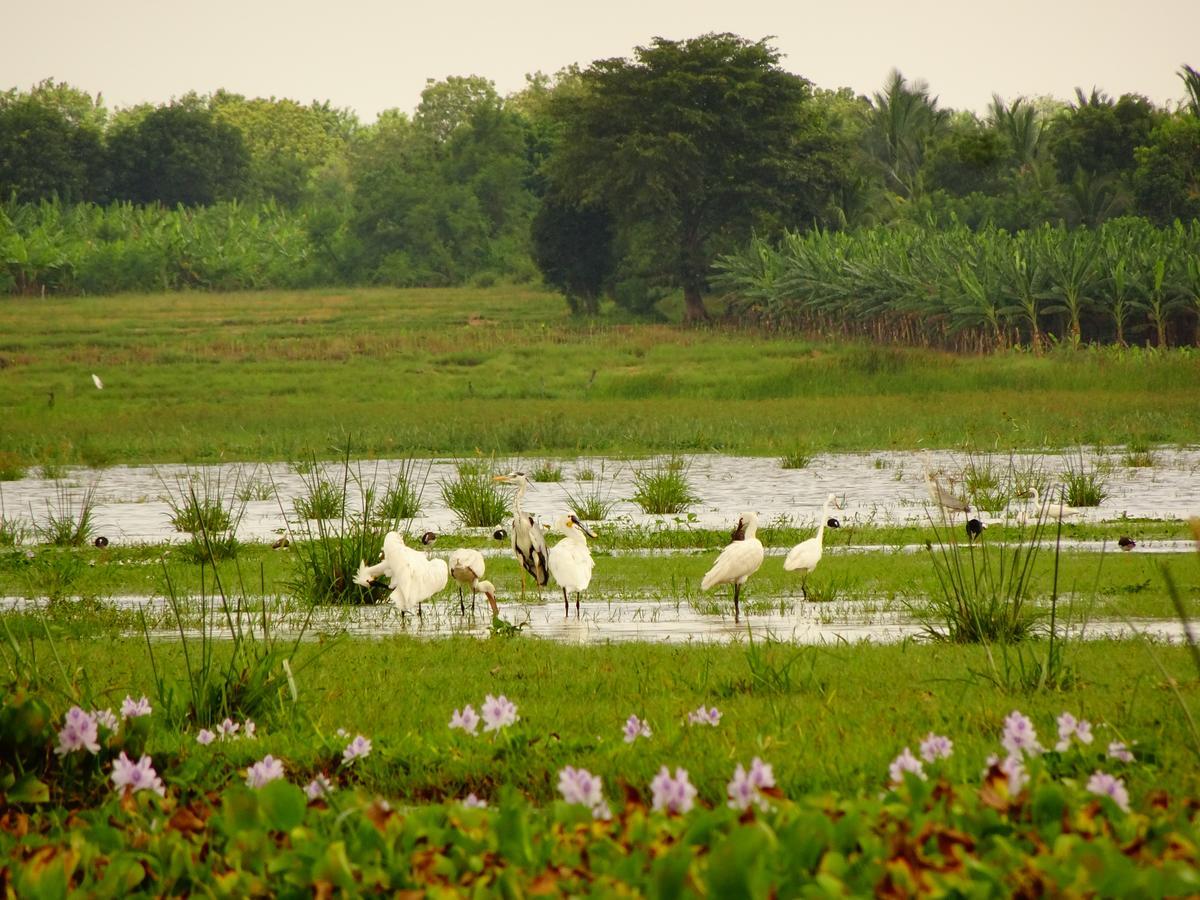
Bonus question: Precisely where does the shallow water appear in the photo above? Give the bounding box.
[2,448,1197,546]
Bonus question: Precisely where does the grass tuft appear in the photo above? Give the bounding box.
[441,461,511,528]
[0,451,26,481]
[1061,450,1109,507]
[529,460,564,483]
[630,456,698,515]
[34,481,98,547]
[779,447,814,469]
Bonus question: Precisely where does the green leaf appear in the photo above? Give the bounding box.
[7,772,50,803]
[258,779,307,831]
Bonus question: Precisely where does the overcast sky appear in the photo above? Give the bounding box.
[6,0,1197,120]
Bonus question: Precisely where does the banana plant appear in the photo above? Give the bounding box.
[1043,226,1100,347]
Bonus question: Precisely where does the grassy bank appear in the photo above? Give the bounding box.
[0,287,1197,465]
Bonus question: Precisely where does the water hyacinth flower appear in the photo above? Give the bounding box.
[243,719,257,740]
[557,765,605,810]
[336,728,348,738]
[216,718,240,740]
[449,705,480,735]
[888,747,926,786]
[461,793,488,809]
[1001,710,1042,757]
[93,708,119,732]
[246,754,285,789]
[687,706,721,727]
[727,757,776,812]
[111,751,166,797]
[481,694,518,732]
[196,729,216,746]
[919,733,953,763]
[1087,771,1131,812]
[985,753,1029,795]
[650,766,698,815]
[305,773,333,800]
[55,707,100,757]
[1107,741,1135,764]
[121,695,152,719]
[1055,712,1094,752]
[623,714,652,743]
[342,734,372,765]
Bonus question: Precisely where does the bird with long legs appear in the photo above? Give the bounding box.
[448,546,488,614]
[922,453,969,518]
[1027,487,1084,522]
[493,472,549,596]
[701,511,764,623]
[354,531,447,616]
[547,514,597,617]
[783,494,841,600]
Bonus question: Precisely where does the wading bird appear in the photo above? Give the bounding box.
[966,518,986,541]
[701,512,764,623]
[548,514,598,617]
[783,495,841,600]
[354,531,447,615]
[922,455,970,517]
[493,472,549,595]
[448,547,487,614]
[1028,488,1083,522]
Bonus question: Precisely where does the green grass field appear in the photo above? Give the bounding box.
[1,287,1197,465]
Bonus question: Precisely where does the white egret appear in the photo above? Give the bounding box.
[448,547,487,614]
[783,494,841,600]
[493,472,549,594]
[91,374,104,390]
[354,531,448,615]
[701,511,764,622]
[547,514,597,617]
[1028,488,1084,522]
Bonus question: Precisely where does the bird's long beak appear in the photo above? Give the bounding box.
[492,475,510,484]
[569,515,597,538]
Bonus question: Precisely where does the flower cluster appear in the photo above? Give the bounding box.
[1055,712,1094,752]
[246,754,285,789]
[92,708,119,732]
[55,707,101,757]
[726,757,775,812]
[305,773,333,800]
[449,705,481,735]
[623,714,652,743]
[557,766,610,819]
[650,766,697,814]
[1087,771,1130,811]
[111,752,165,797]
[919,733,953,762]
[450,696,519,735]
[342,734,372,765]
[121,695,152,719]
[1001,710,1043,757]
[197,717,257,745]
[1107,740,1135,763]
[687,706,721,727]
[888,747,927,785]
[461,793,488,809]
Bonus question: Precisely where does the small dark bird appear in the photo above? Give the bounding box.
[1118,536,1136,551]
[420,531,438,545]
[93,535,109,548]
[492,528,508,541]
[966,518,986,541]
[826,517,841,529]
[271,536,290,550]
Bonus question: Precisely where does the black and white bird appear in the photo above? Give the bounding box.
[547,514,597,617]
[783,494,841,600]
[701,512,764,622]
[1118,536,1136,551]
[493,473,549,594]
[966,518,986,541]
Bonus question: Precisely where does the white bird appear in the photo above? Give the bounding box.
[448,547,488,614]
[354,531,448,615]
[701,511,764,622]
[783,494,841,600]
[493,472,549,594]
[91,374,104,390]
[1028,488,1084,522]
[922,454,969,516]
[547,514,597,617]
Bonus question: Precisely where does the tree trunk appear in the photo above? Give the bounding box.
[682,286,710,324]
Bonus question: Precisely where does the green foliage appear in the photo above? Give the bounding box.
[1061,451,1110,507]
[373,459,430,524]
[530,194,614,314]
[293,478,346,520]
[440,462,511,527]
[33,481,97,547]
[630,457,698,514]
[0,93,105,204]
[779,448,813,469]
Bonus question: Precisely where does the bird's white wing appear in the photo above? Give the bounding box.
[449,548,485,580]
[414,558,449,602]
[783,537,819,572]
[702,539,765,590]
[549,540,594,592]
[354,558,391,586]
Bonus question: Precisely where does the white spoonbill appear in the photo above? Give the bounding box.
[783,494,841,600]
[547,514,597,617]
[701,511,764,622]
[493,472,549,594]
[354,531,447,615]
[1028,488,1084,522]
[448,547,487,614]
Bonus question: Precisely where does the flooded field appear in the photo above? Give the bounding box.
[2,448,1197,545]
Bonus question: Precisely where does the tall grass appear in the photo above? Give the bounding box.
[630,457,699,515]
[441,461,511,528]
[562,465,618,521]
[374,457,431,524]
[33,481,98,547]
[161,467,247,562]
[1061,449,1109,507]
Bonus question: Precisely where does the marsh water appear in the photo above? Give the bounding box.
[3,448,1198,545]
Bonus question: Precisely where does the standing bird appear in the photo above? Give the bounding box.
[701,512,765,623]
[448,547,487,614]
[493,472,549,595]
[1118,536,1136,551]
[547,514,597,617]
[1028,488,1083,522]
[783,494,841,600]
[354,531,447,615]
[966,518,986,541]
[922,459,969,518]
[92,373,104,390]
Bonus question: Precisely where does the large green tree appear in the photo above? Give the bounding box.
[545,33,829,322]
[0,94,105,203]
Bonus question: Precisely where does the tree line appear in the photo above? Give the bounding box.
[2,34,1198,337]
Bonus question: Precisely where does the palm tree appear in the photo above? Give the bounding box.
[988,95,1045,169]
[862,70,948,202]
[1179,64,1200,116]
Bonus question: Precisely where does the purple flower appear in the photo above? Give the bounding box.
[246,754,285,789]
[557,765,604,809]
[243,719,257,740]
[919,732,953,762]
[196,728,216,746]
[342,734,372,765]
[1001,710,1042,757]
[449,705,480,735]
[623,714,652,743]
[55,707,100,757]
[1055,712,1094,752]
[111,751,165,797]
[92,708,119,732]
[481,694,518,732]
[687,705,721,727]
[461,793,488,809]
[727,757,776,811]
[216,718,240,740]
[888,747,926,786]
[1087,771,1130,812]
[650,766,698,815]
[985,753,1029,794]
[1107,740,1135,763]
[305,774,333,800]
[121,695,152,719]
